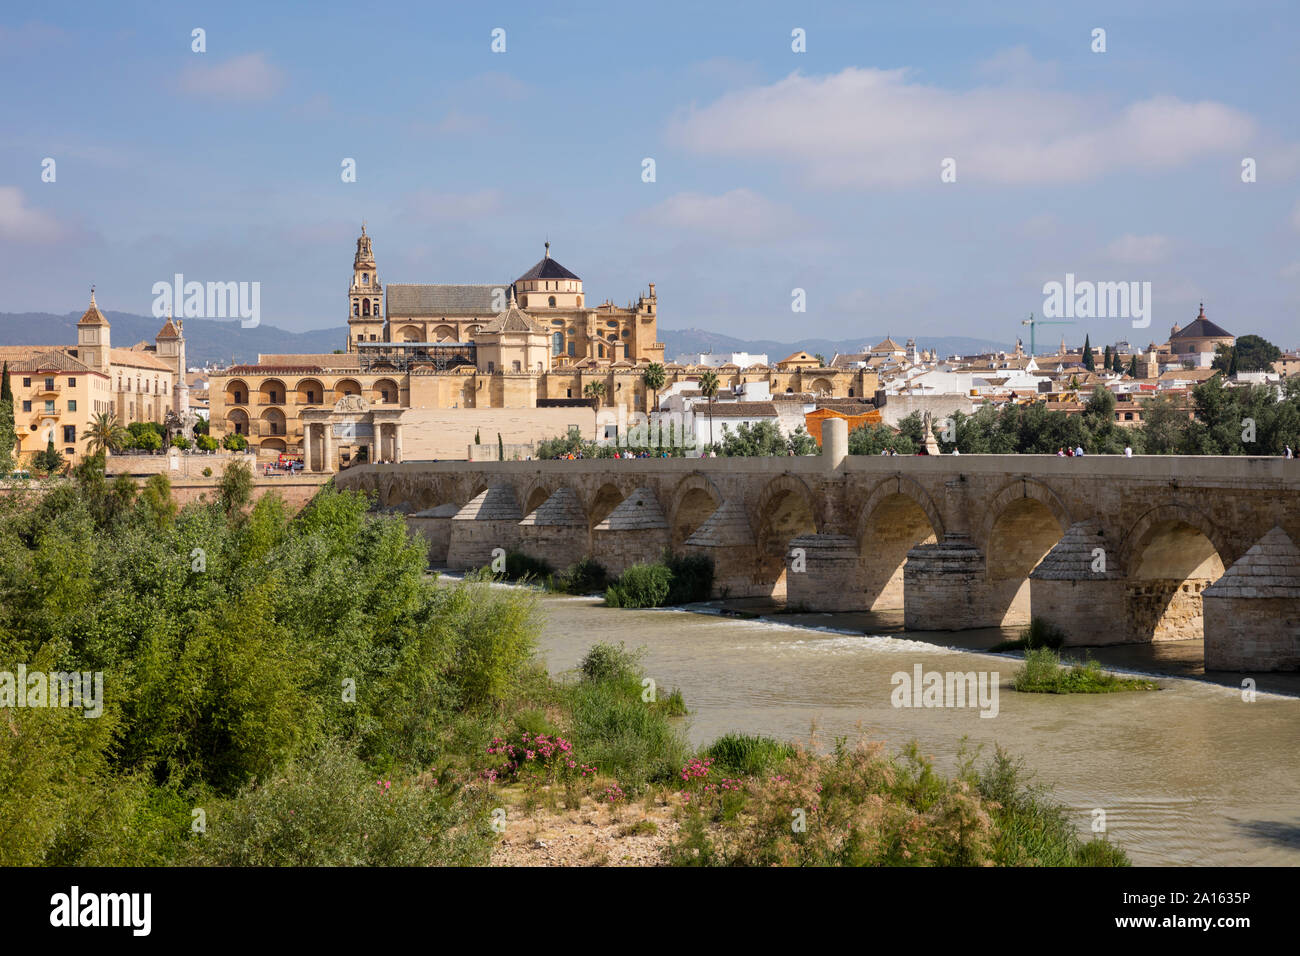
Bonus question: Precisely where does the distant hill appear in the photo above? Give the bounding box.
[660,328,1013,363]
[0,311,1012,369]
[0,311,347,368]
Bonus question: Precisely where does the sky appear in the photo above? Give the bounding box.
[1,0,1298,350]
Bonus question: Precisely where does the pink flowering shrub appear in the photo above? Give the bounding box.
[483,731,596,787]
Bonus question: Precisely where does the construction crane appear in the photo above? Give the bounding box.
[1021,313,1074,357]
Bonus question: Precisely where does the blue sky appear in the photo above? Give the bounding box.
[2,0,1297,349]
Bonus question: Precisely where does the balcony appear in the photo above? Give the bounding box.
[34,383,61,397]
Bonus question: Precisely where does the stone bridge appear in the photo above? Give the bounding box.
[336,422,1300,671]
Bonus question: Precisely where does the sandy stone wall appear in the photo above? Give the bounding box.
[401,408,595,461]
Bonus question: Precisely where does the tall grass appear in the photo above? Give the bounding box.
[1014,648,1158,694]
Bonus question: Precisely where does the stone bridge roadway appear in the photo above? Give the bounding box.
[337,441,1300,671]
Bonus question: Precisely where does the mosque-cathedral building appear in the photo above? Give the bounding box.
[208,227,879,468]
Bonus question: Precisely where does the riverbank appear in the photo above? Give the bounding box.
[436,572,1300,866]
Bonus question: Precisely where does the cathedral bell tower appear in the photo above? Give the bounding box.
[347,224,384,352]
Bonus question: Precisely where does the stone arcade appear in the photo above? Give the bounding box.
[339,420,1300,671]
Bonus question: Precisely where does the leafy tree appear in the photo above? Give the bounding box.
[32,438,65,475]
[1127,355,1139,378]
[192,417,210,437]
[643,362,666,413]
[171,435,191,450]
[222,432,248,452]
[139,473,177,528]
[217,458,254,516]
[87,412,129,456]
[848,423,917,455]
[697,371,720,449]
[1214,334,1282,374]
[0,396,13,477]
[1102,345,1112,373]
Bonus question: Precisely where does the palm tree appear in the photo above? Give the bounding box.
[698,370,720,451]
[583,381,606,439]
[86,411,128,456]
[643,362,666,413]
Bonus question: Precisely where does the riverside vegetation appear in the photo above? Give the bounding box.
[0,462,1126,866]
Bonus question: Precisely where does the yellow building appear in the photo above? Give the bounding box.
[0,291,183,465]
[208,226,877,468]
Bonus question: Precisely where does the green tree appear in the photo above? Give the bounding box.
[0,362,14,475]
[643,362,666,413]
[222,432,248,452]
[1127,355,1139,378]
[1102,345,1112,373]
[848,422,917,456]
[197,434,220,452]
[1081,334,1095,371]
[217,458,254,515]
[86,412,129,456]
[697,370,720,449]
[33,437,65,475]
[139,473,177,528]
[0,361,11,404]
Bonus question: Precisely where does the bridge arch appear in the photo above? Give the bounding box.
[586,482,626,531]
[856,476,944,609]
[522,479,553,516]
[753,474,820,596]
[980,478,1072,625]
[668,473,723,550]
[1120,504,1228,643]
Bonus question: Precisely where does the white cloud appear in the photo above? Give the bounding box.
[401,189,504,223]
[179,53,284,101]
[669,68,1259,188]
[1105,234,1170,264]
[637,189,806,242]
[0,187,65,242]
[974,45,1059,86]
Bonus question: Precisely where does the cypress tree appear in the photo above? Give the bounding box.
[1127,355,1139,377]
[1103,345,1112,372]
[1082,334,1095,371]
[0,361,11,403]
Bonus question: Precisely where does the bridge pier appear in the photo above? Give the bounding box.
[683,500,764,598]
[1203,527,1300,671]
[1029,522,1128,644]
[446,485,522,570]
[785,534,866,611]
[903,534,1004,630]
[517,488,589,572]
[407,503,459,567]
[591,487,670,576]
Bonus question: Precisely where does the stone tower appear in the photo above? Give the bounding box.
[76,287,110,373]
[347,224,384,351]
[155,309,189,418]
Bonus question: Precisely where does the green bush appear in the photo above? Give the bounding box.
[703,732,796,777]
[1014,648,1158,694]
[663,552,714,604]
[606,562,672,608]
[549,556,608,595]
[579,641,642,684]
[502,550,552,581]
[185,740,492,866]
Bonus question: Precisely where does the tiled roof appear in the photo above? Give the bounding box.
[155,317,182,339]
[515,254,580,282]
[480,303,547,334]
[77,292,108,326]
[703,401,778,418]
[386,283,506,316]
[0,347,94,374]
[109,348,171,372]
[1172,308,1232,340]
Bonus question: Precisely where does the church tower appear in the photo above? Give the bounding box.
[347,224,384,351]
[76,287,110,373]
[156,309,189,418]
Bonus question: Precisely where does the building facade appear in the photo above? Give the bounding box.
[208,227,878,469]
[0,291,182,465]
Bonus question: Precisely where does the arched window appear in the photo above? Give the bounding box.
[548,296,556,308]
[353,301,360,317]
[552,332,563,356]
[598,344,605,358]
[361,274,369,285]
[363,300,371,317]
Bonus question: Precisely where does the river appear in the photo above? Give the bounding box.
[520,588,1300,867]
